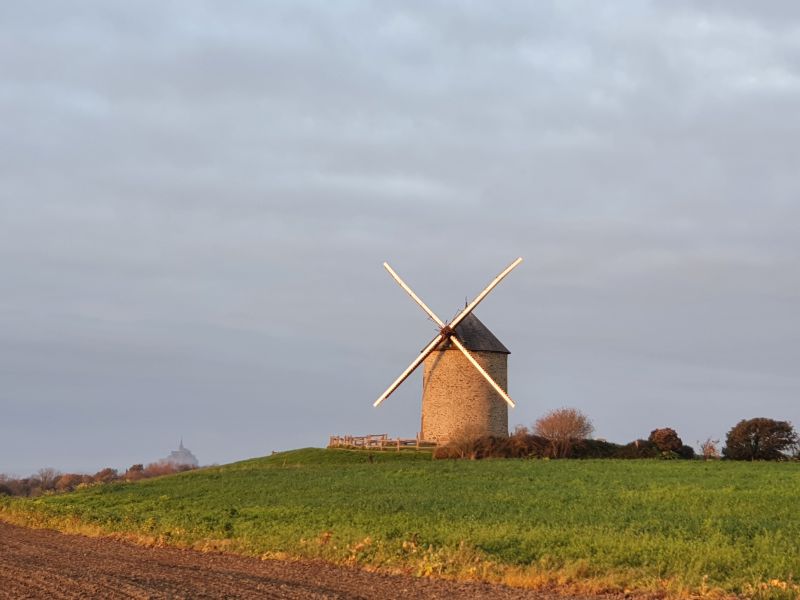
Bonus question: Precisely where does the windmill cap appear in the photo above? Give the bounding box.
[436,313,510,354]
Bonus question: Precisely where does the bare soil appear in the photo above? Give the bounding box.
[0,521,595,599]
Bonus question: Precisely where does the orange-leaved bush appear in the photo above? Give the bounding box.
[533,407,594,458]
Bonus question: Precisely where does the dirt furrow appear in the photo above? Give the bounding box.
[0,521,596,599]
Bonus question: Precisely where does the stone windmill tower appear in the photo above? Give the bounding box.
[374,258,522,443]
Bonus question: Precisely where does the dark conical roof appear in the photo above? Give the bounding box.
[439,313,510,354]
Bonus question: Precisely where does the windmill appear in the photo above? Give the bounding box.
[374,257,523,443]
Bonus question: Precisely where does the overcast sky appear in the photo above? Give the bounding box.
[2,1,799,474]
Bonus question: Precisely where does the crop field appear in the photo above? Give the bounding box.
[2,449,799,598]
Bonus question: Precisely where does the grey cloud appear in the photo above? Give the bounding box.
[1,1,799,473]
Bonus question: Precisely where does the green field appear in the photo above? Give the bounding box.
[2,449,799,598]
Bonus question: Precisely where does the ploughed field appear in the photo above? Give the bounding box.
[2,449,799,599]
[0,521,551,599]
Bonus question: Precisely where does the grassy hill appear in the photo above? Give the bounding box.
[2,449,799,598]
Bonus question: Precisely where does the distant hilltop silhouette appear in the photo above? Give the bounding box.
[160,439,199,468]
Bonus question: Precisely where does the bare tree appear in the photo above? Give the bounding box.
[533,408,594,458]
[0,474,11,496]
[37,468,61,491]
[699,438,720,460]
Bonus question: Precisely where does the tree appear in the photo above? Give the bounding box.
[55,473,84,492]
[92,468,119,484]
[533,408,594,458]
[125,464,145,481]
[37,467,61,491]
[723,418,798,461]
[699,438,720,460]
[648,428,683,454]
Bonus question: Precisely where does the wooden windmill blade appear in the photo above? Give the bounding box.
[373,332,446,407]
[449,335,516,408]
[383,262,445,328]
[375,261,450,407]
[448,257,523,330]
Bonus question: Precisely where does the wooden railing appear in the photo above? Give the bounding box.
[328,433,437,451]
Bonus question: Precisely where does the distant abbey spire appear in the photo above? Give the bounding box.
[161,439,198,468]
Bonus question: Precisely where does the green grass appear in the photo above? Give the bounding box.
[2,449,800,598]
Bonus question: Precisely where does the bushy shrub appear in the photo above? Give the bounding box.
[471,435,509,459]
[434,428,699,460]
[570,439,622,459]
[616,440,660,459]
[434,434,698,460]
[142,462,195,477]
[125,464,145,481]
[433,429,549,460]
[648,428,683,453]
[506,426,549,458]
[55,473,85,492]
[434,426,485,459]
[93,468,119,484]
[508,432,549,458]
[0,461,198,497]
[432,445,461,459]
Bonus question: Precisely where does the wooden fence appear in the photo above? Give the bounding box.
[328,433,437,451]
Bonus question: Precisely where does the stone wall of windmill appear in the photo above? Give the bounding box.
[421,348,509,443]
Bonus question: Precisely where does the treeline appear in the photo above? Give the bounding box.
[0,462,196,498]
[435,410,799,461]
[434,426,697,460]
